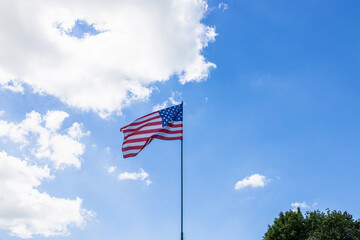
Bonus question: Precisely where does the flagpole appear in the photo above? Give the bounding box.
[181,101,184,240]
[181,138,184,240]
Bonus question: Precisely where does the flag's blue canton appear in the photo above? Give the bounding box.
[158,103,183,127]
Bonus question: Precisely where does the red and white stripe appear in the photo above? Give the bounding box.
[120,111,183,158]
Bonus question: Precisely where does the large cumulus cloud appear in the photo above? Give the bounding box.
[0,0,216,117]
[0,151,93,238]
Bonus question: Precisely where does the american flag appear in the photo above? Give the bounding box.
[120,103,183,158]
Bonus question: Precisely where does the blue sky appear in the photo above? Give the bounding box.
[0,0,359,239]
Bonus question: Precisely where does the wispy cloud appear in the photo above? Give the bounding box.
[218,2,229,11]
[118,168,152,186]
[153,92,182,111]
[0,79,24,93]
[291,201,310,209]
[105,146,111,154]
[291,201,318,211]
[234,174,268,190]
[107,166,116,173]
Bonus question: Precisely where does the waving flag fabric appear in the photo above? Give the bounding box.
[120,103,183,158]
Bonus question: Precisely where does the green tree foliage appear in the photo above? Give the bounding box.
[264,208,360,240]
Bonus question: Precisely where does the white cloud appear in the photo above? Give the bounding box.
[291,201,318,211]
[0,0,216,118]
[152,101,169,112]
[291,201,309,209]
[0,79,24,93]
[44,111,69,131]
[291,201,310,211]
[0,151,93,238]
[0,111,4,117]
[153,92,182,111]
[218,2,229,11]
[107,166,116,173]
[68,122,90,139]
[118,168,152,185]
[234,174,268,190]
[0,111,89,169]
[104,146,111,154]
[168,92,182,105]
[145,179,153,186]
[179,50,216,84]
